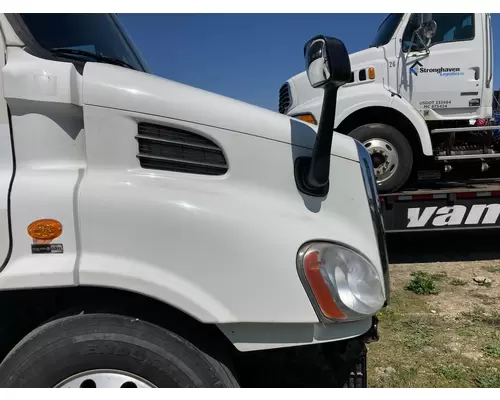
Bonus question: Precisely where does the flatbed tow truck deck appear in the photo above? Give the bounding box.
[380,179,500,233]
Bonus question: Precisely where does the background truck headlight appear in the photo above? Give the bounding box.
[297,242,385,322]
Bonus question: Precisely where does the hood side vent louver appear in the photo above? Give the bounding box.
[136,123,228,176]
[278,83,291,114]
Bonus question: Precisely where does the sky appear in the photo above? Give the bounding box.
[118,13,500,112]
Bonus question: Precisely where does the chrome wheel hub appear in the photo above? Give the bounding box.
[55,369,156,388]
[363,138,399,183]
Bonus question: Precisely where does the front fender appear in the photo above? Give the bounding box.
[388,95,433,156]
[289,84,433,156]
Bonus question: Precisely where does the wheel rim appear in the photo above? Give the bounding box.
[55,369,156,388]
[362,138,399,184]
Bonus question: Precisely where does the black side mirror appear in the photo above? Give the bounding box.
[304,36,351,89]
[294,36,351,197]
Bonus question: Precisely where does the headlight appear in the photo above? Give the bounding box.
[297,242,385,322]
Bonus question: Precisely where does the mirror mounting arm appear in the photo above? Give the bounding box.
[295,87,338,197]
[305,87,338,189]
[294,35,351,198]
[415,30,431,53]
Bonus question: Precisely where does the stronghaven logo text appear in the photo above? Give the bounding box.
[420,67,464,77]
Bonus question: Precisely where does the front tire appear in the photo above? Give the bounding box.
[0,313,239,388]
[349,123,413,193]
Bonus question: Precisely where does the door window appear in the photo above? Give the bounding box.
[403,13,475,52]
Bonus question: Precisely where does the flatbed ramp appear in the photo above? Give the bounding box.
[380,179,500,233]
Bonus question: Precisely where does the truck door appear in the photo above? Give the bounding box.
[0,31,13,269]
[399,13,483,119]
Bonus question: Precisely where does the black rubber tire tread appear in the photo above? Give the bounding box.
[0,313,239,388]
[349,123,413,193]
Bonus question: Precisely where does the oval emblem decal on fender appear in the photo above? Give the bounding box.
[27,219,63,244]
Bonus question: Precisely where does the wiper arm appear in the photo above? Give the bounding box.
[51,48,136,70]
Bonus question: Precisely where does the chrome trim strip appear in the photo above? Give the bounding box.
[356,141,390,304]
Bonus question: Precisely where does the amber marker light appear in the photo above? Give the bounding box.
[302,249,346,320]
[368,67,375,80]
[294,113,317,125]
[27,219,63,243]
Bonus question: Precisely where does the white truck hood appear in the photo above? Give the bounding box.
[83,62,359,162]
[287,47,383,111]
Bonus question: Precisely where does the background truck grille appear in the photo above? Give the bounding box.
[278,83,291,114]
[136,123,228,176]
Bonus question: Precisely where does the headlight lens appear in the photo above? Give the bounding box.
[297,242,385,322]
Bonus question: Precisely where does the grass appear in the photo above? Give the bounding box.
[434,364,469,381]
[482,266,500,273]
[367,264,500,388]
[475,370,500,388]
[405,271,440,295]
[460,307,500,327]
[482,342,500,358]
[391,317,436,350]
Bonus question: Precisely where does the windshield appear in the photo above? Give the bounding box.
[370,13,404,48]
[19,13,149,72]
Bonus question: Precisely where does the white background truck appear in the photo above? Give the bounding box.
[282,13,500,233]
[282,13,496,192]
[0,14,388,387]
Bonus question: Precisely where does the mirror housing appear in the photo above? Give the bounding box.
[419,13,433,25]
[304,36,351,90]
[295,35,351,197]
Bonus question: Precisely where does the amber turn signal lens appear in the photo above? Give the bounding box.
[295,114,317,125]
[27,219,63,241]
[303,250,346,319]
[368,67,375,80]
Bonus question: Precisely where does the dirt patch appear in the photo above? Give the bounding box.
[368,259,500,387]
[390,260,500,317]
[463,352,483,361]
